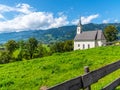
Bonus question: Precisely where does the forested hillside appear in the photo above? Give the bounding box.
[0,23,120,44]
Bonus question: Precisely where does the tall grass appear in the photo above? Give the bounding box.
[0,46,120,90]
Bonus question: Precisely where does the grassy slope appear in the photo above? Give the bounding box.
[0,46,120,90]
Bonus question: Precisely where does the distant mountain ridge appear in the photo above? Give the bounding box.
[0,23,120,44]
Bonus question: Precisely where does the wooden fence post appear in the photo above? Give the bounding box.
[40,86,48,90]
[84,66,91,90]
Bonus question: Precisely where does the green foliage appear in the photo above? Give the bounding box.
[14,38,50,60]
[0,46,120,89]
[104,25,119,42]
[5,40,18,54]
[0,51,11,64]
[0,40,18,63]
[50,42,64,53]
[26,37,38,59]
[63,40,73,51]
[17,40,26,49]
[50,40,73,53]
[33,43,48,58]
[0,38,51,63]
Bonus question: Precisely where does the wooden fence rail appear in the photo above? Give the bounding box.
[41,60,120,90]
[82,60,120,88]
[101,77,120,90]
[48,76,83,90]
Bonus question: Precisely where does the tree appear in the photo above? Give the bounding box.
[5,40,18,54]
[63,40,73,52]
[50,42,64,53]
[50,40,73,53]
[26,37,38,59]
[0,51,11,64]
[17,40,26,49]
[104,25,119,42]
[34,43,48,58]
[16,38,38,60]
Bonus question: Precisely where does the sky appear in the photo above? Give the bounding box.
[0,0,120,33]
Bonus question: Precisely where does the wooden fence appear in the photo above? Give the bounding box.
[41,60,120,90]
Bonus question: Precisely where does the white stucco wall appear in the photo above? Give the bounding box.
[74,40,106,50]
[97,40,106,46]
[74,41,95,50]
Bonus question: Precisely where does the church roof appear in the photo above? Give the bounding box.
[74,30,106,41]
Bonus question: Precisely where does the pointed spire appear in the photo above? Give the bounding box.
[77,17,82,34]
[78,17,82,27]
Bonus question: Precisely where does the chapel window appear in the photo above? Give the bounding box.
[83,44,85,49]
[88,44,90,48]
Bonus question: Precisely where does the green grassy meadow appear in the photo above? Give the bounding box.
[0,46,120,90]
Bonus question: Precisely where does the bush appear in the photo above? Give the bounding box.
[33,44,48,58]
[0,51,11,64]
[50,40,73,53]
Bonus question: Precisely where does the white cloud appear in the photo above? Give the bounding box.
[0,3,32,14]
[58,12,64,16]
[71,14,99,25]
[71,19,79,25]
[103,19,109,24]
[114,19,118,23]
[15,3,32,14]
[81,14,99,24]
[0,4,13,13]
[0,14,4,19]
[0,4,69,33]
[49,15,69,29]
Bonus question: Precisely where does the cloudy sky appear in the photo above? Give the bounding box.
[0,0,119,33]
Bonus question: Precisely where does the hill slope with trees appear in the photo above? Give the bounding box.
[0,38,73,64]
[0,23,120,44]
[0,46,120,90]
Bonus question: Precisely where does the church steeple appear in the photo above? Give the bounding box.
[77,17,82,34]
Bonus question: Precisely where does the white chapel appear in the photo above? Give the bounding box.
[74,19,106,50]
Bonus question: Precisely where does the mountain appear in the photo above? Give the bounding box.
[0,23,120,44]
